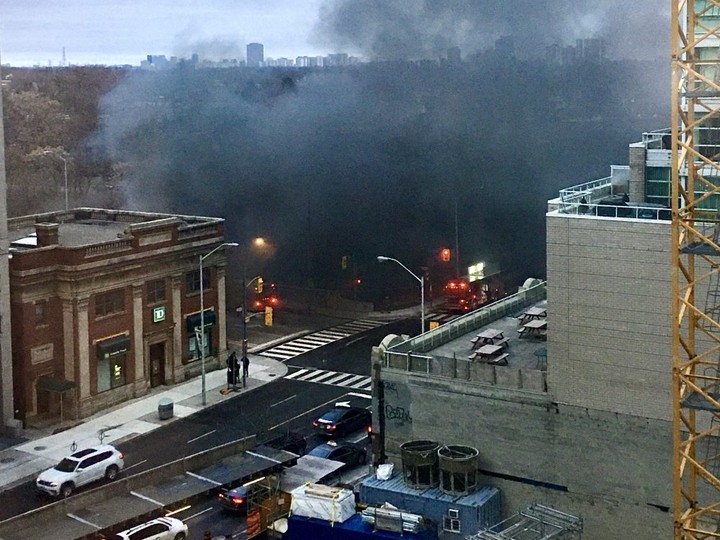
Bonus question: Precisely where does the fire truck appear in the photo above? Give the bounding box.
[443,272,507,313]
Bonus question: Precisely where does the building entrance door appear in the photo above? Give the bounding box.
[149,342,166,387]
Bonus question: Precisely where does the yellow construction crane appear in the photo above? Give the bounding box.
[672,1,720,537]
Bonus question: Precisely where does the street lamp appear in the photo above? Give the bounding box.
[241,237,267,388]
[377,256,425,335]
[199,242,239,406]
[43,151,69,211]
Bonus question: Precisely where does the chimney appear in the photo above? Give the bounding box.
[35,223,59,247]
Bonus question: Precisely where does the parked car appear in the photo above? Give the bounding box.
[307,441,367,471]
[218,478,266,515]
[313,403,371,438]
[36,444,124,497]
[108,516,187,540]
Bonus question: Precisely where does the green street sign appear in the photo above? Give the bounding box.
[153,306,166,323]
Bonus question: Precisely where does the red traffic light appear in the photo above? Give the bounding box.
[441,248,451,262]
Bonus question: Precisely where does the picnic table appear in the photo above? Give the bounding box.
[519,319,547,340]
[469,343,509,365]
[518,306,547,324]
[470,328,507,348]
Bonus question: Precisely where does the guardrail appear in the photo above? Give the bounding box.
[0,435,258,540]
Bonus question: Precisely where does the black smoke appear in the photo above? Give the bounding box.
[92,2,669,301]
[313,0,669,62]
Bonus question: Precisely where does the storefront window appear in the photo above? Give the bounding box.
[96,337,129,392]
[189,327,212,360]
[97,352,126,392]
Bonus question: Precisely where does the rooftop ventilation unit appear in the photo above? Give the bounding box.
[438,444,479,496]
[400,439,440,489]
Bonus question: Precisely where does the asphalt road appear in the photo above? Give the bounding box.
[0,318,417,525]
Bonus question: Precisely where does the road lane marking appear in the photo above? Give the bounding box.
[123,459,147,472]
[348,392,372,399]
[271,395,296,408]
[130,491,164,506]
[186,471,222,485]
[67,514,101,529]
[266,392,367,432]
[187,429,217,444]
[185,506,215,521]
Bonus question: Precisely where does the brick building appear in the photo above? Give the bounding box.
[8,208,233,424]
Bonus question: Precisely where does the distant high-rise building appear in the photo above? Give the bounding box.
[247,43,264,67]
[447,46,461,64]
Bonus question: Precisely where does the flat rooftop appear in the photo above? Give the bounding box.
[428,300,548,370]
[8,208,223,250]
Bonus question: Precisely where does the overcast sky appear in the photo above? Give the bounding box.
[0,1,669,67]
[0,0,329,66]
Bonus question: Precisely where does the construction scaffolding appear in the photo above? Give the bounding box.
[672,1,720,538]
[467,504,583,540]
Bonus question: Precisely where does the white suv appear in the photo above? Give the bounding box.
[36,444,124,497]
[109,516,188,540]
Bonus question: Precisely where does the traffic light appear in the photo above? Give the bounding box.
[441,248,451,262]
[256,276,264,293]
[341,256,348,270]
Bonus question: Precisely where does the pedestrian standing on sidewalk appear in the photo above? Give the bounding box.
[242,355,250,378]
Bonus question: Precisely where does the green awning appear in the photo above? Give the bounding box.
[37,375,75,394]
[186,309,216,332]
[97,335,130,356]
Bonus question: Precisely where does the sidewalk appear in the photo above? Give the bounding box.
[0,340,290,493]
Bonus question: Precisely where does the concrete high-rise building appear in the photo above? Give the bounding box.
[246,43,264,67]
[372,130,677,538]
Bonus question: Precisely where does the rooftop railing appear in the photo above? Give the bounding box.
[386,281,546,356]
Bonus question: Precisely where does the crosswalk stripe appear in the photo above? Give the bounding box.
[284,368,309,379]
[326,373,365,386]
[273,343,317,353]
[306,371,339,383]
[260,350,297,360]
[325,373,358,385]
[259,317,399,362]
[315,331,350,339]
[293,337,333,346]
[284,368,371,390]
[295,370,328,381]
[334,373,366,386]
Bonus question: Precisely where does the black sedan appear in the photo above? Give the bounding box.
[312,404,371,438]
[217,479,265,514]
[307,441,367,471]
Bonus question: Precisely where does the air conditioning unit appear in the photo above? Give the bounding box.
[448,509,459,519]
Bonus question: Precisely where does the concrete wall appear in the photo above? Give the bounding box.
[546,213,672,420]
[379,370,673,539]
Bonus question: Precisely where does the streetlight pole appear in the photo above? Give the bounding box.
[377,256,425,335]
[241,275,261,388]
[199,242,238,406]
[240,238,266,389]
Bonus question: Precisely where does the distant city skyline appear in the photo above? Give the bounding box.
[0,0,332,67]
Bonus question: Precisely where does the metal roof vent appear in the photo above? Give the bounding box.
[438,445,479,496]
[400,440,440,489]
